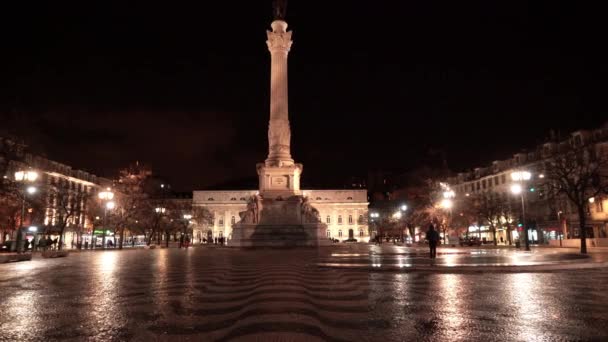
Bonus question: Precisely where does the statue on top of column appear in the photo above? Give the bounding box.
[273,0,287,20]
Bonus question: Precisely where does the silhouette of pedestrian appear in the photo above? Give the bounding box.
[426,224,440,259]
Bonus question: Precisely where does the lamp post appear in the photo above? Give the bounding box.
[511,171,531,251]
[396,205,407,243]
[441,190,455,245]
[14,170,38,253]
[183,214,193,245]
[155,207,166,246]
[98,188,114,249]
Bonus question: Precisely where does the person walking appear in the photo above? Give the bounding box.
[426,224,440,259]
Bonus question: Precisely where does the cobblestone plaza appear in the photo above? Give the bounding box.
[2,246,608,341]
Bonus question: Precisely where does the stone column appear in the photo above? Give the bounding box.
[266,20,294,167]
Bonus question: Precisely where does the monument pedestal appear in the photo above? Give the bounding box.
[230,196,331,247]
[257,162,302,200]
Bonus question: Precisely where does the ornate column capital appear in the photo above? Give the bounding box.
[267,20,292,54]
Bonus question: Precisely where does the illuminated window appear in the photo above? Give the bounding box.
[338,215,343,224]
[326,215,331,224]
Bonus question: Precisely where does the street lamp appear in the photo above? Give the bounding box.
[14,170,38,253]
[439,187,456,245]
[183,214,193,243]
[440,199,453,209]
[511,171,531,251]
[154,207,166,245]
[98,188,115,249]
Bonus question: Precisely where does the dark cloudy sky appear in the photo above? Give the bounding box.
[1,1,606,190]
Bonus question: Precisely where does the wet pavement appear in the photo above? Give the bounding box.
[1,245,608,341]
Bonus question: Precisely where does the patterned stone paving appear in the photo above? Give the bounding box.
[1,246,608,341]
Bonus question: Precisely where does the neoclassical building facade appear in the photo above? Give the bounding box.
[192,189,369,243]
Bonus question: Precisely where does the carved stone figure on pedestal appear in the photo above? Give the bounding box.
[239,197,258,224]
[301,197,321,223]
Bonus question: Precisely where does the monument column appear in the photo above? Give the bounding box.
[257,14,303,199]
[266,20,294,166]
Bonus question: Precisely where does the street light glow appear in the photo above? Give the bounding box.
[99,188,114,200]
[26,186,37,194]
[441,199,453,209]
[400,204,407,211]
[393,212,402,219]
[183,214,193,220]
[443,190,455,199]
[510,184,523,195]
[15,170,38,182]
[155,207,166,213]
[28,226,38,232]
[511,171,532,181]
[589,197,595,203]
[106,201,116,209]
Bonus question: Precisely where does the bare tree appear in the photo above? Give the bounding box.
[543,144,608,253]
[472,193,510,246]
[107,166,151,249]
[48,182,91,250]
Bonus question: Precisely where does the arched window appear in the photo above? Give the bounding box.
[208,198,214,201]
[347,197,353,200]
[230,197,237,201]
[338,215,343,224]
[326,215,331,224]
[338,230,343,237]
[231,216,236,225]
[359,230,364,237]
[239,197,246,201]
[316,197,322,200]
[348,215,353,225]
[326,229,331,237]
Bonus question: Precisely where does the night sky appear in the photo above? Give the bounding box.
[1,1,605,191]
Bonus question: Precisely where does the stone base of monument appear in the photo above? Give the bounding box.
[231,223,331,247]
[230,196,331,247]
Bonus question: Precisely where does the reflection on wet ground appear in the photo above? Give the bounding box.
[318,246,604,270]
[1,246,607,341]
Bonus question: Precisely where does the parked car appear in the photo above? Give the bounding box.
[459,237,482,247]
